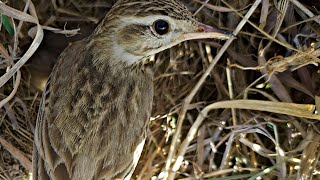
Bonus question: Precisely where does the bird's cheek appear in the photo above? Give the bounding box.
[116,34,141,56]
[118,36,159,56]
[118,40,151,56]
[116,25,158,56]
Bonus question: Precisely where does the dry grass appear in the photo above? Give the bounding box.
[0,0,320,179]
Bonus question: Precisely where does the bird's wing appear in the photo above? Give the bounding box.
[33,75,72,180]
[33,79,53,180]
[33,73,76,180]
[33,40,95,180]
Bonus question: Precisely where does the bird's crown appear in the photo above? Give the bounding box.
[108,0,195,21]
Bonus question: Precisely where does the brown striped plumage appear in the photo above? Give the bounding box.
[32,0,231,179]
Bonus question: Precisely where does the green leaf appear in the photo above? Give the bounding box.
[265,83,272,89]
[1,14,14,36]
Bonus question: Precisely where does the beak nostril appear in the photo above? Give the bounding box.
[196,22,235,38]
[196,22,221,33]
[197,27,205,32]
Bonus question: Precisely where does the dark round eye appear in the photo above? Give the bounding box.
[153,20,170,35]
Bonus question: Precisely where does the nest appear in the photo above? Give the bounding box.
[0,0,319,179]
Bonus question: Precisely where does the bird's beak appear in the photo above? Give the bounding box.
[178,22,234,42]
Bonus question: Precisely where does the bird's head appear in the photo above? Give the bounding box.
[92,0,233,65]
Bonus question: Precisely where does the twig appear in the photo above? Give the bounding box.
[0,70,21,109]
[0,137,32,172]
[290,0,320,25]
[193,0,210,16]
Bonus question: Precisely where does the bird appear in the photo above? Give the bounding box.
[32,0,232,179]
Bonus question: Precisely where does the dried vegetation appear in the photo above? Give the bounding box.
[0,0,319,179]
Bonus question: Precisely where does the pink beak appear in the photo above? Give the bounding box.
[196,22,232,36]
[176,22,233,42]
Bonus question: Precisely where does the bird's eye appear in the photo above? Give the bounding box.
[153,20,170,35]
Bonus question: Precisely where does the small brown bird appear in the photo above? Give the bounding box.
[32,0,231,179]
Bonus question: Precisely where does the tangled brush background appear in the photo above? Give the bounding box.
[0,0,319,179]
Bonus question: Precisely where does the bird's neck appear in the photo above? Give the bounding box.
[89,31,147,66]
[86,37,153,82]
